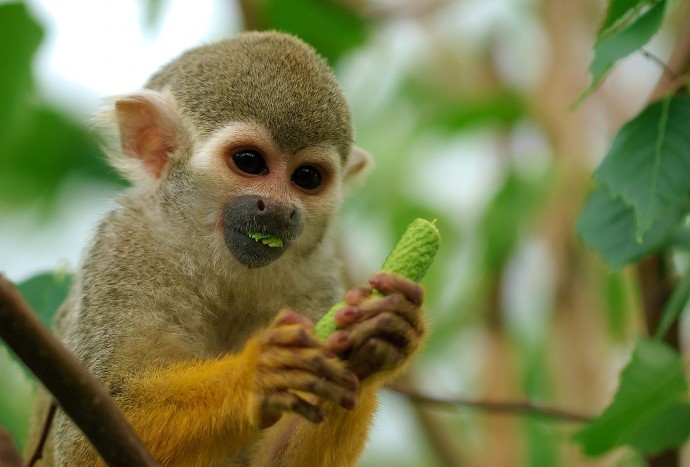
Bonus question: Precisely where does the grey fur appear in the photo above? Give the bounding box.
[147,31,353,158]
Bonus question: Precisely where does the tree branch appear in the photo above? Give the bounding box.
[26,402,56,467]
[0,274,158,466]
[388,384,593,423]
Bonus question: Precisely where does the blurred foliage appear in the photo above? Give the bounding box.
[3,0,690,465]
[0,2,121,210]
[259,0,368,64]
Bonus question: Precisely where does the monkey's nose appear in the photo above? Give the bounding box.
[249,196,299,226]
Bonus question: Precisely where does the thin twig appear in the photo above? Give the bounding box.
[26,402,56,467]
[388,384,594,423]
[640,48,680,83]
[0,275,158,466]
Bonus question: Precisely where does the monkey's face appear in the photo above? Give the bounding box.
[188,122,348,269]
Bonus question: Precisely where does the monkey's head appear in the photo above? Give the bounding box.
[106,32,371,269]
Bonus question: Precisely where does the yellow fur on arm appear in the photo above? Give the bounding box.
[117,337,263,466]
[253,384,379,467]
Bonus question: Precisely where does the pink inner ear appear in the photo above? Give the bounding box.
[135,127,174,178]
[116,95,177,179]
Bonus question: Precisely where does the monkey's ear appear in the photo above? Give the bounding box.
[112,91,179,181]
[344,146,373,185]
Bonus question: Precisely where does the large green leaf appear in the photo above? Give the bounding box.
[584,0,665,96]
[574,338,690,456]
[576,185,686,270]
[0,2,44,145]
[595,95,690,241]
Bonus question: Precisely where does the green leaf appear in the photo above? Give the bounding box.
[0,2,44,144]
[595,95,690,241]
[17,270,73,327]
[574,338,690,456]
[583,0,665,98]
[262,0,368,65]
[654,270,690,340]
[576,185,686,270]
[599,0,661,37]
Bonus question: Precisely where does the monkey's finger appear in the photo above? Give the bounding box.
[327,312,420,355]
[259,323,322,348]
[355,294,424,334]
[262,392,325,424]
[369,271,424,307]
[259,371,357,410]
[344,286,372,306]
[271,309,315,329]
[260,347,359,390]
[347,337,406,379]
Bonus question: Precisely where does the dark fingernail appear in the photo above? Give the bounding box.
[335,332,348,344]
[342,307,358,320]
[341,393,357,410]
[344,372,359,389]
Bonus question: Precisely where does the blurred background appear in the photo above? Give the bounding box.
[0,0,684,465]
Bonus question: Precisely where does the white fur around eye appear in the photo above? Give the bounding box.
[188,122,275,179]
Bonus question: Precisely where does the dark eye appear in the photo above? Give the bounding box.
[232,150,267,175]
[292,165,322,191]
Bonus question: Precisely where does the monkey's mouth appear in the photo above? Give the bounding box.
[224,228,288,269]
[220,198,303,269]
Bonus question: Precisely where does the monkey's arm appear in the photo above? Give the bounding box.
[59,310,354,467]
[253,271,426,467]
[115,339,264,465]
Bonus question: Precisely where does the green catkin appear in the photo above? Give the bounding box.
[314,218,441,340]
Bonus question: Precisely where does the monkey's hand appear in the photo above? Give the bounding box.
[256,310,360,427]
[325,271,426,382]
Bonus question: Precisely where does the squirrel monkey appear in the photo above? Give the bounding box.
[27,31,427,466]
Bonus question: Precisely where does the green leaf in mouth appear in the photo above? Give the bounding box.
[247,232,284,248]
